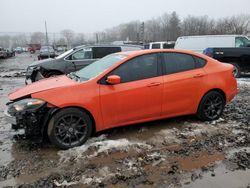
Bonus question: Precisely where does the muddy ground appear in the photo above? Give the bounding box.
[0,53,250,188]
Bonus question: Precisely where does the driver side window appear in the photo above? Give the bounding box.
[109,53,158,83]
[235,37,250,48]
[67,48,93,60]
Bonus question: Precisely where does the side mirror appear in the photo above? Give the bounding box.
[106,75,121,85]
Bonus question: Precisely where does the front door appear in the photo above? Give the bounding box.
[99,53,163,129]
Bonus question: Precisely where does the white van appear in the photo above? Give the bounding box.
[144,41,175,49]
[174,35,250,53]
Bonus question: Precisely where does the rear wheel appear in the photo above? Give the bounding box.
[197,91,225,121]
[47,108,93,149]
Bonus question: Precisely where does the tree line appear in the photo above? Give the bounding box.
[0,12,250,48]
[96,12,250,43]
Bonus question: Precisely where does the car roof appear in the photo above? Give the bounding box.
[177,35,246,38]
[74,44,142,50]
[117,49,209,59]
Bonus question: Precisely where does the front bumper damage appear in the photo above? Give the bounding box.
[25,66,45,84]
[5,103,56,137]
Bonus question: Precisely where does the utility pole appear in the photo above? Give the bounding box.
[140,22,145,45]
[96,33,99,44]
[45,21,50,58]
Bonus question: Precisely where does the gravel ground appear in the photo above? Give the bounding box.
[0,53,250,188]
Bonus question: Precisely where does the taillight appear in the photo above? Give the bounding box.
[203,48,214,57]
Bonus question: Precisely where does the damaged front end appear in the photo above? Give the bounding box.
[25,66,47,84]
[6,98,56,138]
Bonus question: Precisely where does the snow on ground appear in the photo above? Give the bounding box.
[58,135,152,162]
[237,78,250,85]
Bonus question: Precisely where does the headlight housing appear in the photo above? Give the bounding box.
[8,99,46,114]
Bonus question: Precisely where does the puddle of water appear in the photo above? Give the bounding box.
[182,163,250,188]
[177,152,224,171]
[0,167,59,187]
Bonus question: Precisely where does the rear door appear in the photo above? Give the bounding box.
[161,52,207,117]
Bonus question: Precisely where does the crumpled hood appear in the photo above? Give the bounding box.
[8,75,77,101]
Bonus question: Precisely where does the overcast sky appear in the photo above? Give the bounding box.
[1,0,249,34]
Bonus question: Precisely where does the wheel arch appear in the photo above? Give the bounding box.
[42,106,97,138]
[42,68,64,77]
[197,88,226,113]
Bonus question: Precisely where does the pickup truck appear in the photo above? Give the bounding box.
[203,47,250,78]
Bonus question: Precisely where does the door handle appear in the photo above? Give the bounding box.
[147,82,161,87]
[193,74,204,78]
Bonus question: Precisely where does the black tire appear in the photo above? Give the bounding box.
[44,71,62,78]
[231,63,241,78]
[197,91,225,121]
[47,108,93,149]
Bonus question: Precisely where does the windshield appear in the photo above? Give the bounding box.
[74,54,127,81]
[56,49,73,59]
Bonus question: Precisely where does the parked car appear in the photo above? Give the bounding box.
[25,44,142,84]
[15,47,23,54]
[6,49,237,149]
[55,47,66,56]
[6,48,15,57]
[144,41,175,49]
[0,47,7,58]
[38,46,56,60]
[203,47,250,78]
[175,35,250,53]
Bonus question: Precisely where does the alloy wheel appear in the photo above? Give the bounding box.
[203,93,224,120]
[55,114,87,147]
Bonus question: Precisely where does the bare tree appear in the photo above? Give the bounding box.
[159,13,171,40]
[215,14,250,35]
[11,33,28,47]
[144,18,162,42]
[61,29,75,47]
[30,32,46,44]
[168,12,181,40]
[73,33,85,46]
[0,35,11,48]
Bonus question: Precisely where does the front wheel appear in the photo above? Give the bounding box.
[197,91,225,121]
[47,108,93,149]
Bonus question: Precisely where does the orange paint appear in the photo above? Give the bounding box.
[8,49,238,132]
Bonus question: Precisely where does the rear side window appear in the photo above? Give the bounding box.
[152,44,161,49]
[163,43,175,49]
[110,53,158,83]
[162,53,196,75]
[92,47,121,59]
[194,56,207,68]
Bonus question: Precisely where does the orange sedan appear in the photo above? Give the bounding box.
[6,50,237,149]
